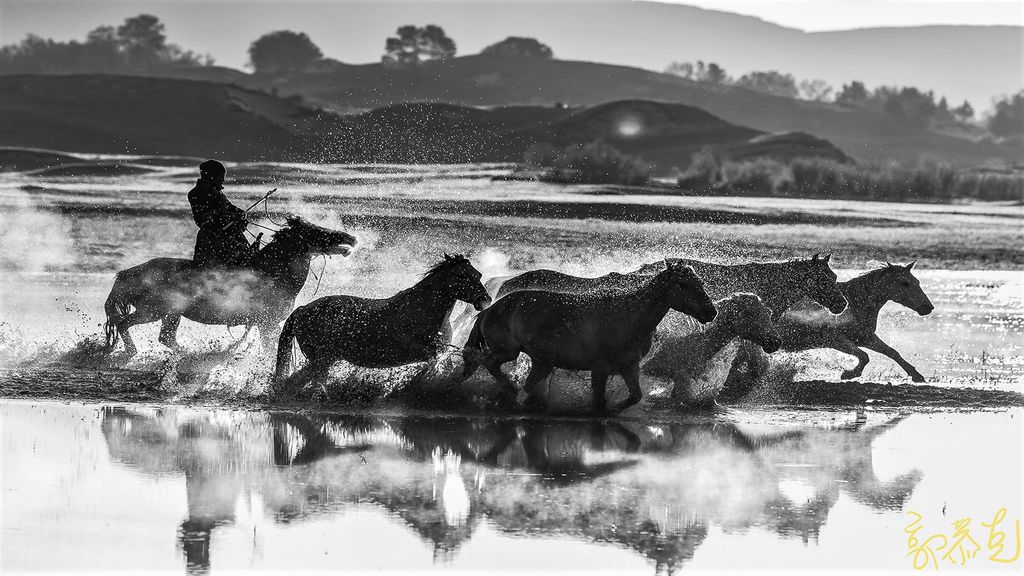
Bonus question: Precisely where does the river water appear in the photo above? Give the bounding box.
[2,400,1021,573]
[1,160,1022,572]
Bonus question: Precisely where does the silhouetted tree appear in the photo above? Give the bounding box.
[116,14,167,68]
[735,70,798,98]
[880,86,938,127]
[0,14,206,73]
[700,61,729,84]
[481,37,553,58]
[836,81,869,106]
[83,26,121,69]
[664,61,695,79]
[799,79,834,102]
[382,25,456,66]
[988,91,1024,137]
[248,30,323,74]
[953,100,975,121]
[664,60,728,84]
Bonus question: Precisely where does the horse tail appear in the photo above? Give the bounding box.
[273,309,300,384]
[103,271,133,350]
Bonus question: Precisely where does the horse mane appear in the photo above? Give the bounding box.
[278,215,316,237]
[422,254,470,279]
[862,261,910,278]
[265,215,340,246]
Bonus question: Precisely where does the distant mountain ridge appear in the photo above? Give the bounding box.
[218,55,1018,167]
[0,75,850,172]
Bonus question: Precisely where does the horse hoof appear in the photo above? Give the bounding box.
[840,371,860,380]
[911,374,926,383]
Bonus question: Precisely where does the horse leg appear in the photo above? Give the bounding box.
[158,315,181,350]
[482,350,520,408]
[521,360,555,413]
[827,336,870,380]
[117,309,163,357]
[861,334,926,382]
[611,361,643,414]
[590,365,611,416]
[277,354,331,398]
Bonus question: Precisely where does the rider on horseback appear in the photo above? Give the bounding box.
[189,160,259,268]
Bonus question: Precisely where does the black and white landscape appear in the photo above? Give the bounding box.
[1,1,1022,574]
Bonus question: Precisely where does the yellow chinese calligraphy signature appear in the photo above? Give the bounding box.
[905,507,1020,570]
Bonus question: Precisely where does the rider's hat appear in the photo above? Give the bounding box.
[199,159,226,180]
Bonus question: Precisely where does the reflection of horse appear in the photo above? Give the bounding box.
[99,407,922,574]
[465,262,717,414]
[777,262,934,381]
[272,254,491,390]
[641,293,781,406]
[103,217,357,356]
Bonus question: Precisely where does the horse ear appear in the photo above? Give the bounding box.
[443,252,452,261]
[812,253,820,261]
[662,258,669,271]
[823,253,832,263]
[907,260,917,270]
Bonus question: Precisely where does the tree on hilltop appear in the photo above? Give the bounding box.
[382,25,456,66]
[988,91,1024,137]
[481,37,553,58]
[248,31,323,74]
[735,70,798,98]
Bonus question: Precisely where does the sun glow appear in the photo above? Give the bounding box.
[615,116,644,138]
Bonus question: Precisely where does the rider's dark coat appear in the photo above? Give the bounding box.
[188,179,253,268]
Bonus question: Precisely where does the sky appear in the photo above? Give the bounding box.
[1,0,1020,71]
[675,0,1022,30]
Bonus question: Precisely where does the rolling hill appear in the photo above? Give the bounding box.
[233,55,1019,167]
[0,75,329,161]
[0,75,851,173]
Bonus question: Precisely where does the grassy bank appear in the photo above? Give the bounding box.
[679,152,1024,202]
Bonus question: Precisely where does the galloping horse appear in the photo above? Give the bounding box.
[641,293,781,406]
[103,216,357,356]
[273,254,491,388]
[464,261,717,415]
[491,254,847,321]
[775,262,934,382]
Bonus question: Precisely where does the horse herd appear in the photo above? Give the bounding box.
[102,215,935,413]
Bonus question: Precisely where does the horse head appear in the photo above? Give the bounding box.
[719,293,782,353]
[793,253,847,315]
[426,254,492,311]
[659,261,717,323]
[880,261,934,316]
[275,216,357,256]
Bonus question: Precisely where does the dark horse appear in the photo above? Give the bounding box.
[103,216,357,356]
[273,254,492,388]
[494,253,847,321]
[464,261,717,414]
[776,262,934,381]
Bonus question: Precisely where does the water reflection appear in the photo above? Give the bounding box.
[100,408,921,574]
